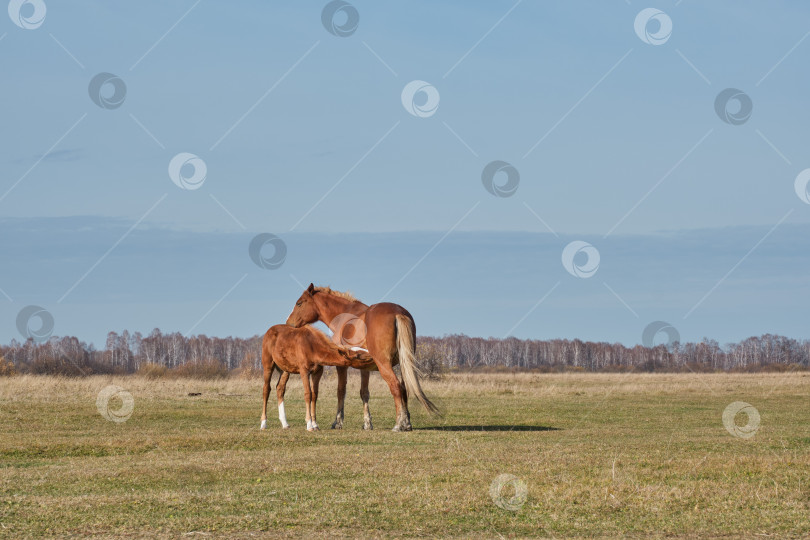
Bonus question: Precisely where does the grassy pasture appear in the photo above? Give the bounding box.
[0,372,808,538]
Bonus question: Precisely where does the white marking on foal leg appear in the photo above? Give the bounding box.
[260,419,267,430]
[278,402,289,429]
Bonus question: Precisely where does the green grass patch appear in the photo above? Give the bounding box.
[0,372,808,537]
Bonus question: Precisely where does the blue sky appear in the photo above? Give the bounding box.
[2,1,809,347]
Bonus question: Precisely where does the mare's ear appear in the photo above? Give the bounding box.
[307,283,316,295]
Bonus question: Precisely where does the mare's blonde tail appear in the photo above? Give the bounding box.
[395,314,440,416]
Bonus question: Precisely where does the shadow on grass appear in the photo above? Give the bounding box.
[415,425,560,432]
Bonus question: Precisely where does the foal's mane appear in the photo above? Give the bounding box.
[313,286,358,302]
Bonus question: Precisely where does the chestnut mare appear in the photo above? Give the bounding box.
[286,284,440,432]
[260,324,373,431]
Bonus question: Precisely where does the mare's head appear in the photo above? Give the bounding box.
[286,283,320,327]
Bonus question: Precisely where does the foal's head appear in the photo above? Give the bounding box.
[286,283,320,327]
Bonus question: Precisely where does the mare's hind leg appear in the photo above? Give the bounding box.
[377,360,411,432]
[360,370,373,430]
[332,366,347,429]
[276,371,290,429]
[399,378,410,425]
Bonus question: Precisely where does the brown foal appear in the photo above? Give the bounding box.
[286,284,440,432]
[260,324,373,431]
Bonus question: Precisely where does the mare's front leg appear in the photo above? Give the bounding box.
[360,370,373,430]
[332,366,347,429]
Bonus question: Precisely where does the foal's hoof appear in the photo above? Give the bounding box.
[363,421,373,431]
[331,420,343,430]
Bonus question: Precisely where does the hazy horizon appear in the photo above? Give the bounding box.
[3,216,808,348]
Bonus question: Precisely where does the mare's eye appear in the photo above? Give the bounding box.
[296,302,302,307]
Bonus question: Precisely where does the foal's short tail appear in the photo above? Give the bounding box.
[395,314,441,416]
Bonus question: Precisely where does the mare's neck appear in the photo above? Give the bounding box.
[314,294,368,330]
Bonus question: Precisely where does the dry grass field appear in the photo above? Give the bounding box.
[0,371,808,538]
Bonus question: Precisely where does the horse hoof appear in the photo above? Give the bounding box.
[331,421,343,430]
[391,425,401,432]
[281,425,290,430]
[363,422,373,430]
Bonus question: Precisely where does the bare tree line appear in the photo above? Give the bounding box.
[1,329,808,377]
[0,330,261,376]
[417,334,810,373]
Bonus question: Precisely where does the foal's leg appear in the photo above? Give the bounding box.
[332,366,347,429]
[299,368,317,431]
[310,366,323,431]
[276,371,290,429]
[260,364,273,430]
[360,370,373,430]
